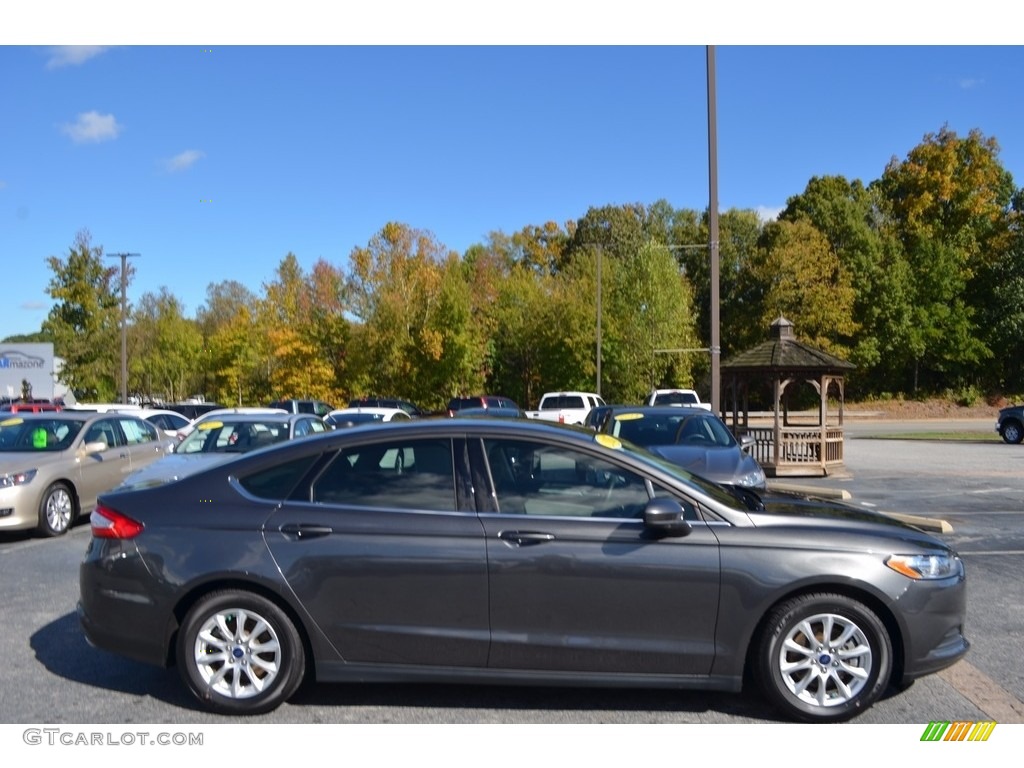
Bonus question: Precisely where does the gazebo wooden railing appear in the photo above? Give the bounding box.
[738,424,845,476]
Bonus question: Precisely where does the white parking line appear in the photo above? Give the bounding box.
[957,550,1024,556]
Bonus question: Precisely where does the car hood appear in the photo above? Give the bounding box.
[119,452,237,490]
[649,444,761,485]
[747,488,942,539]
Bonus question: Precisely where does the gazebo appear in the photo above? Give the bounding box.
[721,316,855,477]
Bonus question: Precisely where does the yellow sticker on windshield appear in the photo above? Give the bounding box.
[594,433,622,450]
[1,418,24,427]
[612,412,644,421]
[198,421,223,430]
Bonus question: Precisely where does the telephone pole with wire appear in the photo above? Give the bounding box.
[108,252,140,404]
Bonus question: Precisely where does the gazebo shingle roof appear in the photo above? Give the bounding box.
[722,316,855,374]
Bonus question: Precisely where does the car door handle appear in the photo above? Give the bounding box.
[498,530,555,547]
[279,523,334,540]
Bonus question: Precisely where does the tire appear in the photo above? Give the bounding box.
[755,592,892,723]
[177,590,306,715]
[1001,419,1024,444]
[38,482,75,537]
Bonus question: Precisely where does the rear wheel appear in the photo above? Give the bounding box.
[38,482,74,537]
[755,593,892,723]
[177,590,306,715]
[1001,419,1024,444]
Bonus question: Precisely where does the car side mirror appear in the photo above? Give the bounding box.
[739,433,756,453]
[643,497,692,537]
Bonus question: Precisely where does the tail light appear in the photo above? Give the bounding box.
[90,504,145,539]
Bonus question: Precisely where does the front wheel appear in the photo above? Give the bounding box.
[755,593,892,723]
[177,590,306,715]
[38,482,75,537]
[1001,419,1024,444]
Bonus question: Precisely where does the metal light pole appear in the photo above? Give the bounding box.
[596,247,602,397]
[108,252,140,404]
[707,45,721,414]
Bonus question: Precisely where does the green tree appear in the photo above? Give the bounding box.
[196,280,260,401]
[779,176,893,393]
[41,230,122,401]
[598,241,700,404]
[874,126,1014,392]
[129,288,205,402]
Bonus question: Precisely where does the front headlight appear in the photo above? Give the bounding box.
[886,553,963,580]
[0,469,38,489]
[737,466,766,488]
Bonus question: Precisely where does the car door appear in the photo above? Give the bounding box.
[264,434,490,667]
[116,416,169,471]
[78,417,135,510]
[475,435,721,676]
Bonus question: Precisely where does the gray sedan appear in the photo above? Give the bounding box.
[79,417,967,723]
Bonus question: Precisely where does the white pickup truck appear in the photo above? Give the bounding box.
[525,391,606,426]
[646,388,712,411]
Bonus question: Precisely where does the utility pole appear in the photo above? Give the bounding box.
[108,252,140,404]
[707,45,721,414]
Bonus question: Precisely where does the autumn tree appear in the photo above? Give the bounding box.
[750,218,858,357]
[260,253,339,405]
[42,230,122,401]
[348,222,488,410]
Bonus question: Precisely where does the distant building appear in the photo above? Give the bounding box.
[0,343,65,402]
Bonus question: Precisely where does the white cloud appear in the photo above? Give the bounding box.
[0,180,7,190]
[957,77,984,90]
[755,205,783,223]
[61,111,122,143]
[165,149,205,172]
[45,46,110,69]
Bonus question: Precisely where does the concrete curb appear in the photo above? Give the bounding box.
[767,481,851,500]
[766,481,953,534]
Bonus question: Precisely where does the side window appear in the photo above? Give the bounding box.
[482,438,650,519]
[312,437,457,512]
[239,454,320,500]
[120,417,157,445]
[84,419,122,449]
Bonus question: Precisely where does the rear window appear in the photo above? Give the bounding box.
[541,395,585,410]
[653,391,699,406]
[238,454,320,500]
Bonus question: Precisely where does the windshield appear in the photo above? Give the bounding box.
[177,420,290,453]
[609,412,737,448]
[0,417,85,452]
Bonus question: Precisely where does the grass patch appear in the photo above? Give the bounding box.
[860,431,1000,442]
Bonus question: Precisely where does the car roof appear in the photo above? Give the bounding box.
[193,411,308,423]
[610,405,712,416]
[329,407,407,416]
[0,410,144,424]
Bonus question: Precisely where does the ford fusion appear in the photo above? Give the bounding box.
[78,418,968,722]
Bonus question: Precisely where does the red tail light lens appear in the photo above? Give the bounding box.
[90,504,145,539]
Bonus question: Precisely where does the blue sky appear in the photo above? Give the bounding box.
[2,7,1023,339]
